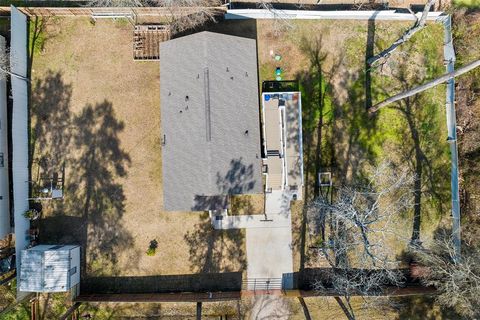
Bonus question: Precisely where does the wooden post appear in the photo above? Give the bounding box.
[59,302,81,320]
[30,297,38,320]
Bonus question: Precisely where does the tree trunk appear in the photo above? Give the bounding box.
[367,0,436,66]
[370,59,480,113]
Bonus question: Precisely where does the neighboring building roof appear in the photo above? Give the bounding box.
[0,36,9,240]
[19,245,79,293]
[11,6,30,300]
[160,31,262,211]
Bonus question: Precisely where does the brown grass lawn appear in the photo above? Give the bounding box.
[230,194,265,215]
[288,296,398,320]
[32,17,246,278]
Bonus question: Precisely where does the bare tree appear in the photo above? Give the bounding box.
[85,0,222,34]
[257,0,294,36]
[307,162,415,319]
[367,0,436,67]
[85,0,145,6]
[412,231,480,318]
[154,0,222,34]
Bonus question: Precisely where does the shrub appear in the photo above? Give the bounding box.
[146,247,156,256]
[23,209,39,220]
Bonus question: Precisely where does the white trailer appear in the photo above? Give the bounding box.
[0,36,10,240]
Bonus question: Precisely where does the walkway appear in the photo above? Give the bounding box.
[246,191,294,290]
[212,190,294,290]
[249,294,291,319]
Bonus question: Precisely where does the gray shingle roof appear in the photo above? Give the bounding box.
[160,31,263,211]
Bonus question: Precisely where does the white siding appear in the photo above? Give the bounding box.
[69,246,80,288]
[19,250,43,292]
[43,250,70,292]
[11,5,30,300]
[0,36,9,240]
[225,9,445,21]
[19,245,81,293]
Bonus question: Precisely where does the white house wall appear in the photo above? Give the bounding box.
[11,5,30,300]
[0,36,9,240]
[69,246,81,289]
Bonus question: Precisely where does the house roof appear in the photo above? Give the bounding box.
[160,31,262,211]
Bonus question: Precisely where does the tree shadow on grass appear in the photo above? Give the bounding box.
[377,49,450,245]
[184,213,246,274]
[229,194,264,215]
[69,100,134,276]
[392,295,467,320]
[333,74,380,185]
[187,158,254,273]
[293,35,330,273]
[173,17,258,41]
[34,73,135,277]
[293,35,350,273]
[30,71,73,174]
[365,11,380,111]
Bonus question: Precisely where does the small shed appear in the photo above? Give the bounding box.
[19,245,80,293]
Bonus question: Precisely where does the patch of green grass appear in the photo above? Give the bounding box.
[454,0,480,7]
[29,17,47,57]
[114,18,131,28]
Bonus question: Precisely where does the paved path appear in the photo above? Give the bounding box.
[212,191,294,289]
[212,213,291,229]
[244,191,294,289]
[249,295,291,320]
[246,226,294,288]
[212,191,291,230]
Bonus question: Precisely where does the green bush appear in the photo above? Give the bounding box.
[146,247,156,256]
[23,209,39,220]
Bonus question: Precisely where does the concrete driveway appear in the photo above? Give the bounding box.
[246,225,294,287]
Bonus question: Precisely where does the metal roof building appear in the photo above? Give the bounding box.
[19,245,80,293]
[0,36,9,240]
[11,6,31,300]
[160,31,263,211]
